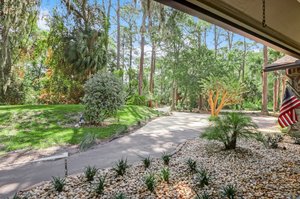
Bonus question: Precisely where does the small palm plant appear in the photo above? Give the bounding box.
[202,112,258,150]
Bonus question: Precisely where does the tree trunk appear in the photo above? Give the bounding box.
[241,37,247,82]
[149,43,156,107]
[273,71,279,112]
[280,76,287,105]
[197,27,201,48]
[138,9,146,96]
[121,32,125,82]
[226,132,237,150]
[227,31,234,50]
[149,7,156,107]
[262,45,268,114]
[116,0,121,70]
[203,27,207,47]
[102,0,111,69]
[129,24,133,91]
[198,95,203,110]
[171,79,176,111]
[214,25,218,58]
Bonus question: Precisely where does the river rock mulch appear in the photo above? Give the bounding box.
[18,138,300,199]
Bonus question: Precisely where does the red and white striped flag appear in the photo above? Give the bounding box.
[278,87,300,128]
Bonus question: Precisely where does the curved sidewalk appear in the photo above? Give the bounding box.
[0,112,279,198]
[0,112,210,198]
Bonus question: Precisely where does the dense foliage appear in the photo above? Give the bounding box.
[83,73,125,124]
[0,0,283,114]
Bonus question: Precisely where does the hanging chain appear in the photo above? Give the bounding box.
[262,0,267,27]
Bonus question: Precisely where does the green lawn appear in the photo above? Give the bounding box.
[0,104,159,154]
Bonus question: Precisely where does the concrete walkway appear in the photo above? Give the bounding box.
[0,112,279,198]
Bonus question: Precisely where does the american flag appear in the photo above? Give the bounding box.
[278,86,300,128]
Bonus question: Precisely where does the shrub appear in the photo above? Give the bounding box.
[160,167,170,183]
[161,152,171,166]
[79,133,96,151]
[114,193,127,199]
[220,184,237,199]
[195,191,211,199]
[84,165,98,182]
[195,169,210,188]
[126,94,146,106]
[201,112,258,150]
[95,175,106,195]
[83,73,125,124]
[51,176,65,192]
[257,133,282,149]
[142,156,151,169]
[186,158,197,173]
[144,173,156,192]
[113,158,129,176]
[208,115,218,122]
[12,193,21,199]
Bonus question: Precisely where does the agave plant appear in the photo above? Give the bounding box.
[186,158,197,173]
[84,165,98,182]
[51,176,65,192]
[142,156,151,169]
[113,158,129,176]
[161,152,171,165]
[221,184,237,199]
[144,173,156,192]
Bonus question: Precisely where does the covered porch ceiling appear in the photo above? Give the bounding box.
[155,0,300,59]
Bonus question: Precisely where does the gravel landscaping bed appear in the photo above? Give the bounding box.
[18,137,300,199]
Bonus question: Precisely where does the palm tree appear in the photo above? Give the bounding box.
[202,112,258,150]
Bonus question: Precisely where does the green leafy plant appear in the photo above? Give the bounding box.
[257,133,282,149]
[160,167,170,183]
[113,158,129,176]
[83,73,125,125]
[84,165,98,182]
[144,173,156,193]
[95,175,106,195]
[220,184,237,199]
[161,152,171,166]
[114,193,127,199]
[202,112,258,150]
[51,176,65,192]
[126,94,147,106]
[142,156,151,169]
[195,191,211,199]
[195,169,210,188]
[79,133,96,151]
[12,193,21,199]
[208,115,218,122]
[186,158,197,173]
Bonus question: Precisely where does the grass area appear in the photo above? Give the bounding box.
[0,104,159,154]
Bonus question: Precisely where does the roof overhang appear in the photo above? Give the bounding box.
[264,55,300,72]
[155,0,300,59]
